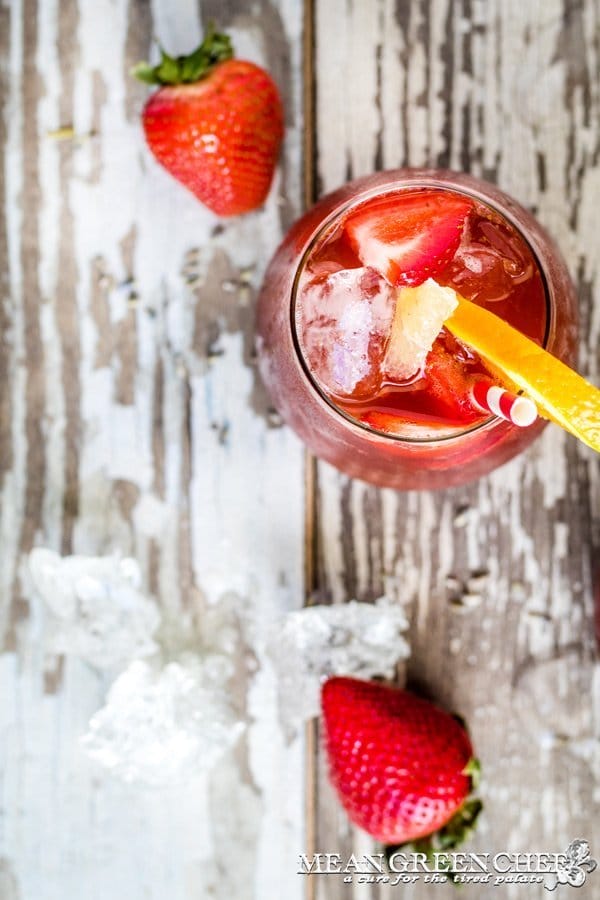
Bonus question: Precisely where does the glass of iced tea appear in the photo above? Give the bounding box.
[256,169,578,489]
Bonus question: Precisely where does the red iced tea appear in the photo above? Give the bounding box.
[295,188,548,439]
[256,170,577,489]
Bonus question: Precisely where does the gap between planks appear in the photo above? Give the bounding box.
[302,1,319,899]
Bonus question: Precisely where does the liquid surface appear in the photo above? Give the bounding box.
[295,188,548,438]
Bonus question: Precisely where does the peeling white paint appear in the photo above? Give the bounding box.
[1,1,305,899]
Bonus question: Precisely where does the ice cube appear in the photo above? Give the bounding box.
[298,266,396,399]
[267,597,410,734]
[81,655,244,787]
[28,548,160,671]
[450,243,512,301]
[447,218,533,302]
[384,278,458,381]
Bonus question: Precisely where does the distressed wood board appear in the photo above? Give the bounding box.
[0,1,305,899]
[309,1,600,899]
[1,2,599,900]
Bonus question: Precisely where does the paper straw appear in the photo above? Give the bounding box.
[471,378,537,427]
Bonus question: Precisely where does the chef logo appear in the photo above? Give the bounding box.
[298,839,598,890]
[545,840,597,891]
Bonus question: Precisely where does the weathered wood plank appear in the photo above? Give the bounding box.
[0,2,305,898]
[310,1,600,898]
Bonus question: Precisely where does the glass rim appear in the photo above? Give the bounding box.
[290,178,552,446]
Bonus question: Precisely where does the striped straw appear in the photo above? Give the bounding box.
[471,377,537,427]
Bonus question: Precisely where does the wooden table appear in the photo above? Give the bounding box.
[1,1,599,899]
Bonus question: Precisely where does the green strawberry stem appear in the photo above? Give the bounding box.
[132,23,233,86]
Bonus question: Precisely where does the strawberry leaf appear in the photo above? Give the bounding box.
[155,49,182,85]
[384,799,483,883]
[180,45,207,82]
[131,62,160,85]
[462,756,481,791]
[434,798,483,851]
[132,25,234,86]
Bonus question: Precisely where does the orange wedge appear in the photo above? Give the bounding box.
[445,295,600,453]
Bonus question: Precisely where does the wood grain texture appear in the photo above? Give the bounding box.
[0,2,305,899]
[2,2,600,899]
[310,1,600,898]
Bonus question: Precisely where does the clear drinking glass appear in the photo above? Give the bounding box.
[256,169,578,489]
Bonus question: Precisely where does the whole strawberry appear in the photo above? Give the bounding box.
[321,677,481,847]
[133,27,284,216]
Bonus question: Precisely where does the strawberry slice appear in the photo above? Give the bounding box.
[360,409,466,434]
[424,341,483,423]
[345,191,472,286]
